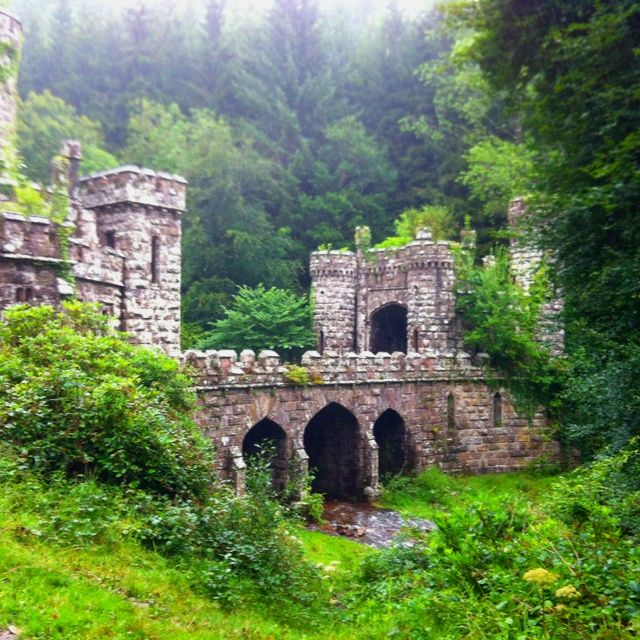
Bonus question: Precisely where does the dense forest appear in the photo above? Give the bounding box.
[11,0,523,338]
[11,0,639,452]
[0,0,639,637]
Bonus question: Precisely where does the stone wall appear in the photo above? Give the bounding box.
[0,10,22,170]
[0,211,68,307]
[187,348,559,494]
[0,160,185,352]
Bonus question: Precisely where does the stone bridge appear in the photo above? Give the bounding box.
[187,348,558,498]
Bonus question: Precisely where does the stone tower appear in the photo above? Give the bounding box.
[0,10,22,173]
[310,227,457,354]
[76,167,185,351]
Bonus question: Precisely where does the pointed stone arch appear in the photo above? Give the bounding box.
[242,418,288,492]
[303,402,361,499]
[370,303,408,354]
[373,408,408,479]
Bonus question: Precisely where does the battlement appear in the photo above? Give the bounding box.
[309,250,357,278]
[77,166,188,212]
[0,211,65,262]
[309,232,454,276]
[182,347,486,388]
[360,239,454,274]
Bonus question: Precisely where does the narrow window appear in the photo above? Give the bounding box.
[318,329,325,355]
[77,246,84,262]
[25,287,34,302]
[493,392,503,428]
[412,328,419,352]
[447,393,455,431]
[151,236,160,283]
[105,230,116,249]
[15,287,24,302]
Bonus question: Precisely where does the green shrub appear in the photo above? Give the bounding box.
[0,302,215,500]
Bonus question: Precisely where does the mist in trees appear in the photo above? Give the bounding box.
[9,0,640,457]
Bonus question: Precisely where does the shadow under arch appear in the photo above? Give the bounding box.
[370,303,408,353]
[303,402,361,499]
[373,408,409,479]
[242,418,288,492]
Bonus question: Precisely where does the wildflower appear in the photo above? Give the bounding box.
[523,568,559,586]
[555,585,579,599]
[555,604,567,612]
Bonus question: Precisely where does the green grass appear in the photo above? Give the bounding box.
[296,528,373,568]
[378,467,560,520]
[0,531,314,639]
[0,468,560,639]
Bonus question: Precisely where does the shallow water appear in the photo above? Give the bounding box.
[308,500,436,548]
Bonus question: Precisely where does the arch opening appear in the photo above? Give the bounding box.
[242,418,288,492]
[373,409,408,479]
[303,403,361,499]
[370,304,408,354]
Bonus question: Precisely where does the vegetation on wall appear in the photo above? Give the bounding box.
[454,244,562,416]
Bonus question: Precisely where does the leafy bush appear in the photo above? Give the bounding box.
[455,243,563,414]
[352,454,640,639]
[560,337,640,456]
[0,301,214,499]
[0,304,331,627]
[375,204,456,247]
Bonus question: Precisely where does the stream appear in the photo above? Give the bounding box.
[308,501,436,548]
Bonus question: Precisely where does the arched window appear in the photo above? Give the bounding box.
[370,303,408,354]
[493,392,503,428]
[15,287,24,302]
[151,236,160,284]
[447,393,455,432]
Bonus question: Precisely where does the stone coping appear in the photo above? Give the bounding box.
[180,348,490,387]
[78,165,187,185]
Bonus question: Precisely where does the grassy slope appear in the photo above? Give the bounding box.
[0,471,554,639]
[0,531,308,640]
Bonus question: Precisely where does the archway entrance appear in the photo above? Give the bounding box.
[242,418,288,492]
[370,304,408,353]
[373,409,407,479]
[303,403,361,499]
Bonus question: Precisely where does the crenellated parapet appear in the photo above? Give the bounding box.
[183,347,487,389]
[0,211,65,262]
[77,166,187,212]
[309,250,357,278]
